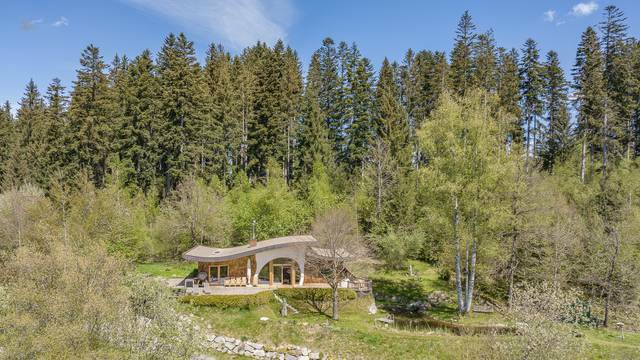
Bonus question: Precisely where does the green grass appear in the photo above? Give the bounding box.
[177,260,639,359]
[135,261,196,278]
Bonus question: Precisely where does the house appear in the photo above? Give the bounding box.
[182,235,328,287]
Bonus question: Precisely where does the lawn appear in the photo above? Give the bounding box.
[135,261,196,278]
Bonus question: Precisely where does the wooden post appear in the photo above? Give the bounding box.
[291,263,296,288]
[269,261,273,286]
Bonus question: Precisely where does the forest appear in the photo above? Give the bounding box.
[1,4,640,358]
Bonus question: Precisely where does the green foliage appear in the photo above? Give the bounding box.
[180,291,273,309]
[372,229,422,269]
[275,287,357,302]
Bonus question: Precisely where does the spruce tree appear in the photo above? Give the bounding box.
[450,11,477,96]
[43,78,69,186]
[376,59,411,169]
[573,27,605,181]
[156,33,210,195]
[472,30,498,93]
[0,101,14,186]
[542,51,571,170]
[519,38,544,164]
[296,53,332,177]
[346,57,375,173]
[9,80,47,186]
[67,44,116,187]
[117,49,159,193]
[316,38,346,161]
[204,43,240,183]
[497,48,522,144]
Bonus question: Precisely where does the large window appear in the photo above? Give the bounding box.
[209,265,229,283]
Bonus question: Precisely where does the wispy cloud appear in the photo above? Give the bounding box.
[570,1,598,17]
[121,0,295,48]
[21,18,43,31]
[543,10,556,22]
[52,16,69,27]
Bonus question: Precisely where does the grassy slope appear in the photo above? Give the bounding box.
[140,260,639,359]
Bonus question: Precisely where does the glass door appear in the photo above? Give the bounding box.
[282,266,292,285]
[273,265,283,283]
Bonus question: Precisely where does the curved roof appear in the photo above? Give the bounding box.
[182,235,318,262]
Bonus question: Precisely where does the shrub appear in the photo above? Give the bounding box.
[275,287,357,302]
[275,288,357,315]
[180,291,273,309]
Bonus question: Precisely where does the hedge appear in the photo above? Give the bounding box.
[179,290,273,309]
[275,288,357,302]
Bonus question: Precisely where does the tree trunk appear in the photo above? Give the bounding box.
[464,238,477,313]
[603,229,620,327]
[332,285,339,320]
[580,137,587,183]
[453,196,464,313]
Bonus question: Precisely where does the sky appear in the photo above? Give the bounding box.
[3,0,640,112]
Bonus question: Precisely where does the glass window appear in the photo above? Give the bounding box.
[219,265,228,278]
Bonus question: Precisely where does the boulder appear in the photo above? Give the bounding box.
[255,349,266,357]
[309,353,320,360]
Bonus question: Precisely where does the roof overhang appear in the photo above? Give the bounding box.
[182,235,318,262]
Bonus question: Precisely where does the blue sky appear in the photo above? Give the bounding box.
[3,1,640,111]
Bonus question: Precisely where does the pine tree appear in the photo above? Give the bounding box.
[542,51,571,170]
[43,78,69,185]
[232,52,257,173]
[519,38,544,165]
[450,11,477,96]
[316,38,346,161]
[473,30,498,93]
[9,80,47,186]
[573,27,605,182]
[0,101,14,186]
[346,57,375,173]
[497,48,522,144]
[296,53,332,177]
[278,45,303,182]
[376,59,411,169]
[156,33,210,195]
[117,49,159,193]
[67,44,116,187]
[599,5,633,161]
[204,43,240,183]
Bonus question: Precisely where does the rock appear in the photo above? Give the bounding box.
[260,316,270,321]
[309,352,320,360]
[299,356,309,360]
[255,349,266,357]
[285,355,297,360]
[214,336,225,343]
[301,347,309,356]
[224,341,235,350]
[191,355,215,360]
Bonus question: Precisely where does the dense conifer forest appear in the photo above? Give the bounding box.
[1,6,640,358]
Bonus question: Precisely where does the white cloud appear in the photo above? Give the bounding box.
[570,1,598,17]
[52,16,69,27]
[21,18,43,31]
[121,0,294,48]
[543,10,556,22]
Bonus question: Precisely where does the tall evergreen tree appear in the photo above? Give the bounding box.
[9,80,47,186]
[297,53,332,176]
[67,45,116,187]
[519,38,544,165]
[573,27,605,182]
[346,57,375,173]
[542,51,571,170]
[473,30,498,93]
[450,11,477,96]
[117,49,159,193]
[316,38,346,161]
[0,101,14,186]
[156,33,210,195]
[376,59,411,169]
[43,78,69,185]
[497,48,522,144]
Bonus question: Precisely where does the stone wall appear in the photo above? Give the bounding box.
[203,334,324,360]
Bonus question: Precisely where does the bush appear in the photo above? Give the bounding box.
[180,291,273,309]
[275,287,357,315]
[275,287,357,302]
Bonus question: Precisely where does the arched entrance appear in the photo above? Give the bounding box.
[256,257,302,286]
